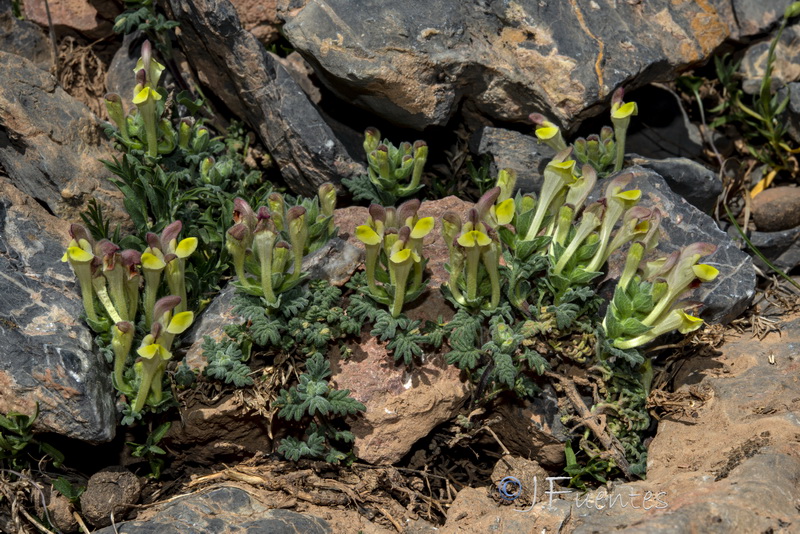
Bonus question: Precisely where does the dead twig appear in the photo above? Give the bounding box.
[545,371,632,478]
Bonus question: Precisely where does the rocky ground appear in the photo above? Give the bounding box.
[1,0,800,533]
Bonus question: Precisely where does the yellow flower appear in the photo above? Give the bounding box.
[141,251,166,270]
[611,101,638,120]
[132,86,162,105]
[676,310,704,334]
[356,225,382,246]
[167,311,194,335]
[535,124,560,141]
[137,342,170,361]
[614,189,641,202]
[410,217,434,239]
[692,263,719,282]
[457,230,492,248]
[494,198,515,225]
[174,237,198,258]
[390,247,420,264]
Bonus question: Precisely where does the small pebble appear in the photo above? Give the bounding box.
[751,186,800,232]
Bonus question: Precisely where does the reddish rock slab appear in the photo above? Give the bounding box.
[24,0,120,39]
[230,0,281,45]
[330,336,469,465]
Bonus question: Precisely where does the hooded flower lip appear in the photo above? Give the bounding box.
[132,85,162,105]
[356,225,382,246]
[141,251,166,270]
[529,113,567,151]
[613,189,641,202]
[65,245,94,263]
[167,311,194,334]
[389,246,420,264]
[410,217,434,239]
[457,227,492,248]
[493,199,515,225]
[535,124,560,140]
[475,187,501,219]
[174,237,198,258]
[233,198,257,229]
[611,101,638,120]
[692,263,719,282]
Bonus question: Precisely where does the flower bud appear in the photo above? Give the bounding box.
[397,198,421,227]
[267,193,285,231]
[363,127,381,154]
[192,127,209,152]
[178,117,194,148]
[233,198,257,231]
[318,182,337,217]
[496,169,516,202]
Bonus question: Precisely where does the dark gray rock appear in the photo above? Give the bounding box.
[596,167,755,324]
[0,0,53,70]
[164,0,364,197]
[279,1,751,130]
[0,51,127,225]
[783,82,800,145]
[630,156,722,214]
[0,180,116,442]
[94,486,332,534]
[625,85,704,161]
[744,225,800,272]
[105,33,140,104]
[469,126,555,195]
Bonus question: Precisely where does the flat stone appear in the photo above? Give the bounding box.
[744,225,800,271]
[330,336,469,465]
[630,155,722,214]
[94,486,332,534]
[165,0,363,197]
[0,179,116,442]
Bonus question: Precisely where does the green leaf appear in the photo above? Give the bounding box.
[620,317,651,337]
[305,353,332,381]
[493,352,517,387]
[523,349,549,375]
[613,286,634,317]
[551,303,579,330]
